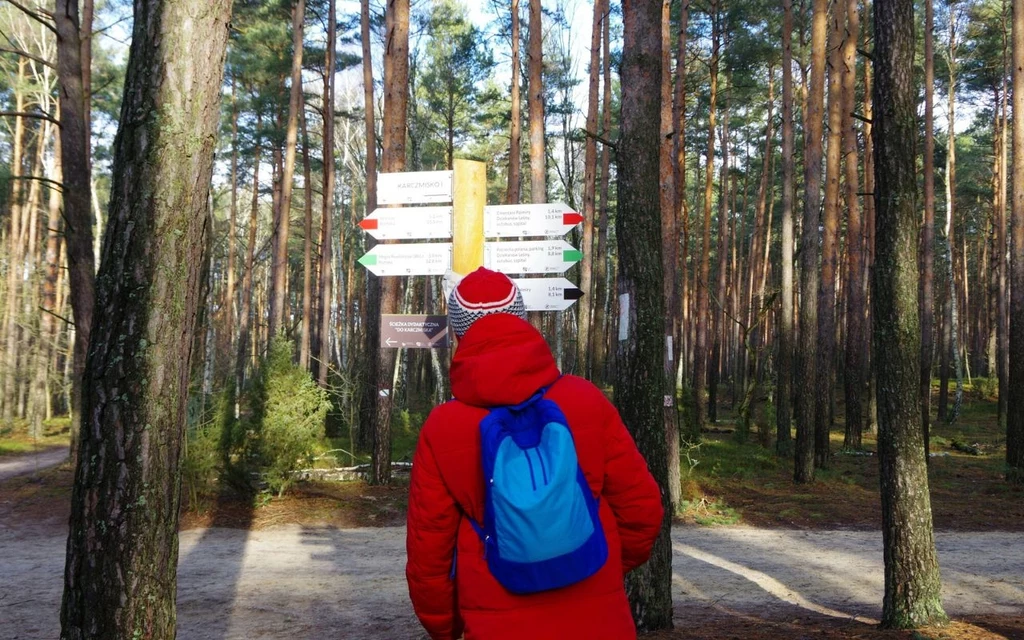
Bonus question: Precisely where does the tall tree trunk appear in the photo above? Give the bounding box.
[60,1,232,636]
[1007,0,1024,482]
[796,0,828,482]
[694,0,719,438]
[997,0,1010,428]
[528,0,545,204]
[226,77,238,380]
[507,0,522,204]
[920,0,936,453]
[710,102,730,425]
[300,98,313,370]
[55,0,97,456]
[863,0,878,435]
[843,0,864,449]
[358,0,380,453]
[943,14,964,425]
[659,0,680,509]
[372,0,409,485]
[872,0,947,625]
[2,62,26,426]
[674,0,690,387]
[33,131,64,433]
[778,0,796,456]
[592,0,612,385]
[236,115,262,397]
[618,0,671,630]
[578,0,603,380]
[817,0,845,468]
[319,0,336,388]
[270,0,306,338]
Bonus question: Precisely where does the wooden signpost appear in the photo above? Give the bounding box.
[358,159,585,348]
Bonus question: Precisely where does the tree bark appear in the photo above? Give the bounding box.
[318,0,336,388]
[796,0,827,483]
[818,0,845,468]
[236,113,262,397]
[1007,0,1024,482]
[591,0,613,385]
[778,0,795,456]
[920,0,936,452]
[60,1,232,636]
[943,12,964,425]
[674,0,690,389]
[300,97,313,370]
[618,0,672,630]
[270,0,306,338]
[371,0,409,485]
[843,0,864,450]
[577,0,603,380]
[55,0,96,456]
[528,0,545,203]
[358,0,380,453]
[507,0,522,204]
[872,0,948,624]
[694,0,719,438]
[226,77,238,380]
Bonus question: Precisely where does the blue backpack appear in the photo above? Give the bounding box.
[469,387,608,594]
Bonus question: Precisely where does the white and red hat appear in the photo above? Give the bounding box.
[447,267,527,337]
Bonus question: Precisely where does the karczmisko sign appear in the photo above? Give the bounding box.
[380,314,450,348]
[484,239,583,274]
[483,202,583,238]
[376,170,453,205]
[357,243,451,276]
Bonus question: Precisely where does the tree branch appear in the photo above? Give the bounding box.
[7,175,64,191]
[0,47,55,69]
[851,112,873,125]
[581,128,616,149]
[39,306,75,328]
[0,111,61,127]
[8,0,57,36]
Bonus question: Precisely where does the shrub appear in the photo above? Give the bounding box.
[244,336,332,496]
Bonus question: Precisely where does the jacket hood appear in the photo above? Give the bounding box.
[450,313,560,407]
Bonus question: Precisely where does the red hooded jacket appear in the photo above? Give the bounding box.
[406,313,664,640]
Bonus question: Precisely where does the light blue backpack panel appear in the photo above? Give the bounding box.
[470,388,608,594]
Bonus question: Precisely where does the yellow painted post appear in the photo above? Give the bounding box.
[452,159,487,274]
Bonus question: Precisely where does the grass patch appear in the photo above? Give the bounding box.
[0,417,71,456]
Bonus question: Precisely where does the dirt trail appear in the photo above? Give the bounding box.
[1,524,1021,639]
[0,448,67,483]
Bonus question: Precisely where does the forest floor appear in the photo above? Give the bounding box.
[1,394,1023,639]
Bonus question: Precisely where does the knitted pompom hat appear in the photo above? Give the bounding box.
[448,267,527,337]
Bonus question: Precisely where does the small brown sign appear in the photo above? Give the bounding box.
[380,314,450,349]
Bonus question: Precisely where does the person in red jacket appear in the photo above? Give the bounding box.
[406,267,664,640]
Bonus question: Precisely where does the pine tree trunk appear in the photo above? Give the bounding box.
[300,97,313,370]
[528,0,545,204]
[920,0,936,452]
[358,0,380,453]
[1007,0,1024,482]
[55,0,96,456]
[507,0,522,204]
[796,0,827,482]
[658,0,680,509]
[618,0,672,630]
[694,0,719,438]
[318,0,336,388]
[270,0,306,338]
[372,0,409,485]
[592,0,613,385]
[997,1,1010,428]
[778,0,796,456]
[60,1,232,636]
[577,0,603,380]
[710,106,730,425]
[236,113,262,397]
[872,0,947,625]
[226,77,238,381]
[842,0,864,450]
[674,0,690,387]
[944,17,964,425]
[817,0,845,468]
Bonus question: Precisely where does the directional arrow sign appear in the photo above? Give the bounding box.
[512,278,584,311]
[483,202,583,238]
[357,243,451,276]
[380,314,450,348]
[358,206,452,240]
[484,239,582,274]
[377,170,453,205]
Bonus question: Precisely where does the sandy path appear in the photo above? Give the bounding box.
[0,448,68,482]
[1,524,1021,639]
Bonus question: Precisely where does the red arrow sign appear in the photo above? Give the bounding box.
[358,218,378,231]
[562,212,584,226]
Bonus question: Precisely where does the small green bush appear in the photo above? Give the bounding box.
[244,336,332,496]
